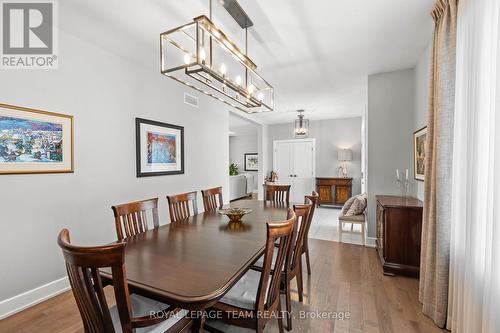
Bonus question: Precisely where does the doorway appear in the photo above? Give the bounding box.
[272,139,316,202]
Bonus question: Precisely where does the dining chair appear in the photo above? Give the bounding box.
[263,184,291,205]
[57,229,191,333]
[251,201,312,331]
[302,191,319,275]
[201,186,223,212]
[111,198,159,241]
[206,209,297,333]
[167,191,198,222]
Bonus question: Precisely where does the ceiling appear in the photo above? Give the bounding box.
[62,0,435,124]
[229,112,259,136]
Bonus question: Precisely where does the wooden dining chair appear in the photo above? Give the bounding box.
[111,198,159,241]
[201,186,223,212]
[57,229,192,333]
[302,191,319,275]
[206,210,297,333]
[251,201,312,331]
[167,191,198,222]
[263,184,291,205]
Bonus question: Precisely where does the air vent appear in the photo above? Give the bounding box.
[184,92,199,108]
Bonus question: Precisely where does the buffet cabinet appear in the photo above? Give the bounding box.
[316,177,352,207]
[376,195,423,277]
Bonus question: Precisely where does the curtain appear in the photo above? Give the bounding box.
[419,0,458,328]
[447,0,500,332]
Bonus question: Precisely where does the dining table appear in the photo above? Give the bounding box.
[100,199,289,332]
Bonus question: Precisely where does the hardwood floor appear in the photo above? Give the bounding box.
[0,239,446,333]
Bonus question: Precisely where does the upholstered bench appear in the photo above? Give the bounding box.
[338,212,366,246]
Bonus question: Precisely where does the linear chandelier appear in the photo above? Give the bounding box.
[160,1,274,113]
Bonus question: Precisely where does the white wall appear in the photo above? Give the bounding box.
[367,69,415,237]
[267,117,363,196]
[413,43,432,200]
[229,135,258,191]
[0,30,230,306]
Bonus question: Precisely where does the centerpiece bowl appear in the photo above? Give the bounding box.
[218,208,252,223]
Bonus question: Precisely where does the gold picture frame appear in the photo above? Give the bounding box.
[0,103,74,174]
[413,126,427,181]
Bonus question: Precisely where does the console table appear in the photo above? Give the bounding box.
[316,177,352,207]
[375,195,423,277]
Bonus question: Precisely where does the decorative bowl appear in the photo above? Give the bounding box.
[218,208,252,223]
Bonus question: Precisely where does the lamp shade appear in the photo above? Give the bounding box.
[338,149,352,161]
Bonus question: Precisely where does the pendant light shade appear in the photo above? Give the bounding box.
[294,110,309,138]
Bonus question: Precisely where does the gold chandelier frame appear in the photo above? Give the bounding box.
[160,11,274,113]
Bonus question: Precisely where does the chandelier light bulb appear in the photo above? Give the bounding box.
[257,92,263,101]
[248,84,255,94]
[220,63,227,75]
[183,53,191,65]
[200,47,207,61]
[236,75,242,85]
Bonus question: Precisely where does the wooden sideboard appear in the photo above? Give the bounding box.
[316,177,352,207]
[376,195,423,277]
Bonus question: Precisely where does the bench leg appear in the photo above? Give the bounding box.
[361,222,365,247]
[338,220,342,243]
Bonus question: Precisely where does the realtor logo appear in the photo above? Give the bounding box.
[1,0,58,68]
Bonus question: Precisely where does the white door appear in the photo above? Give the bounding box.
[273,140,315,202]
[291,141,314,202]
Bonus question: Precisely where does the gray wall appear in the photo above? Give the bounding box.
[367,69,415,237]
[413,43,431,200]
[229,135,258,190]
[267,117,363,196]
[0,30,230,301]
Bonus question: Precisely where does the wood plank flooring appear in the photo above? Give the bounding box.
[0,239,447,333]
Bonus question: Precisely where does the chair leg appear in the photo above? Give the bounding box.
[297,264,304,302]
[305,246,312,275]
[277,299,285,333]
[285,279,292,331]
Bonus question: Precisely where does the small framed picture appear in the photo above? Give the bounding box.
[136,118,184,177]
[413,126,428,181]
[244,153,258,171]
[0,103,74,174]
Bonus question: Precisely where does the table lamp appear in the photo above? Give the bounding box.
[338,149,353,178]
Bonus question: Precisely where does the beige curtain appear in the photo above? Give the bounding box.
[419,0,457,328]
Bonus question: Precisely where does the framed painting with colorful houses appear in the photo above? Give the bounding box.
[0,103,74,174]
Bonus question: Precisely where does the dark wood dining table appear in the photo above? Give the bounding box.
[100,199,288,332]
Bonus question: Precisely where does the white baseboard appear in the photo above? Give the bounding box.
[365,237,376,248]
[0,276,70,320]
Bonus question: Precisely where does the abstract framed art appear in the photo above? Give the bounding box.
[0,103,74,175]
[413,126,427,181]
[244,153,259,171]
[135,118,184,177]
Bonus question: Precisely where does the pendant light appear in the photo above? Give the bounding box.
[294,110,309,138]
[160,0,274,114]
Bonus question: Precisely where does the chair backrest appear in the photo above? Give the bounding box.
[304,191,319,238]
[59,230,181,333]
[111,198,159,241]
[201,186,223,212]
[167,191,199,222]
[263,184,291,205]
[256,209,296,313]
[58,229,129,333]
[287,202,312,272]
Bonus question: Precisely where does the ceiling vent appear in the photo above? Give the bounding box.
[184,92,199,108]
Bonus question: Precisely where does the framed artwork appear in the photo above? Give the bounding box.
[413,126,428,181]
[244,153,259,171]
[136,118,184,177]
[0,103,74,174]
